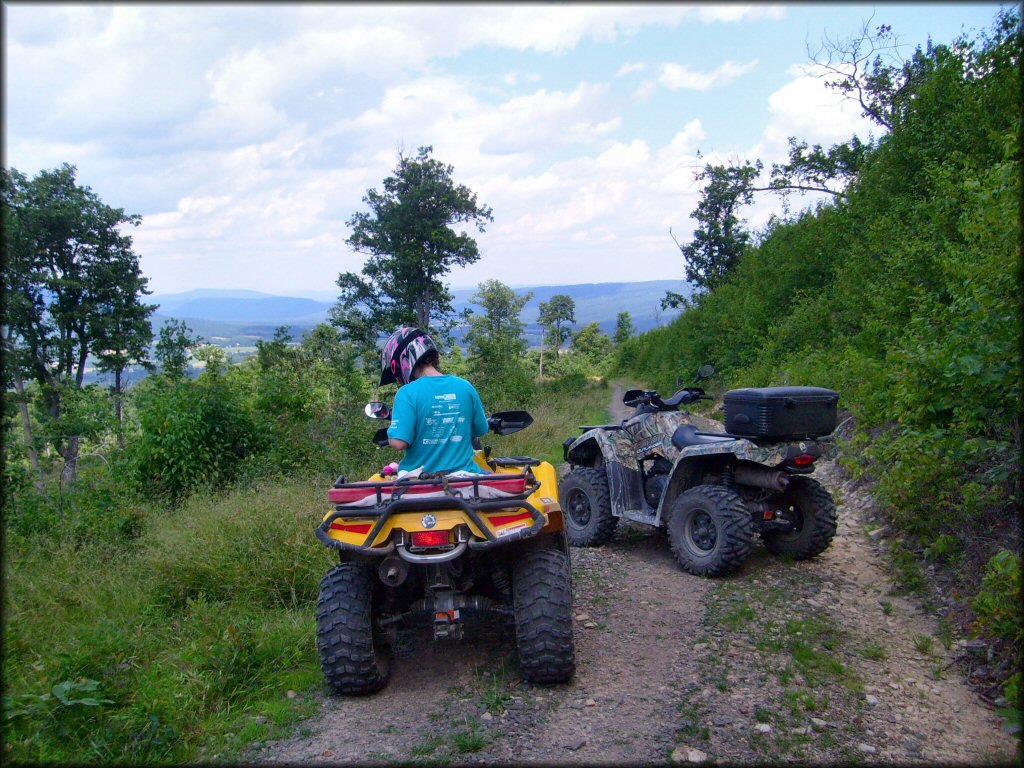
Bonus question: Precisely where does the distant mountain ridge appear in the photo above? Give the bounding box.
[150,280,693,344]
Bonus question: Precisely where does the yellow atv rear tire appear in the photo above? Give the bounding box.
[512,549,576,684]
[317,563,392,694]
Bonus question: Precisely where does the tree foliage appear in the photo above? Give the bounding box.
[154,319,200,380]
[571,322,613,372]
[464,279,535,408]
[538,293,576,350]
[2,163,154,481]
[331,146,493,357]
[670,159,760,297]
[614,311,636,345]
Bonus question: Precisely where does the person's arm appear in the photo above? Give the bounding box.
[387,389,415,452]
[469,385,489,439]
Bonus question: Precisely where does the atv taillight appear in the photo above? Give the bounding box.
[793,454,815,467]
[411,530,451,548]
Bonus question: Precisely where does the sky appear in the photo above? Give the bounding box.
[3,2,1004,298]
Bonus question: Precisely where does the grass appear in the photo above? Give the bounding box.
[493,379,612,466]
[859,643,888,661]
[449,717,490,754]
[3,378,614,763]
[472,660,514,715]
[912,634,935,656]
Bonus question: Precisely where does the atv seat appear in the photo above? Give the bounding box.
[671,424,735,450]
[491,456,541,467]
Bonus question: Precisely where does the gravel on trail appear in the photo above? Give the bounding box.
[247,384,1017,766]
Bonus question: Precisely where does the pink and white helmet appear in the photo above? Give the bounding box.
[379,326,438,386]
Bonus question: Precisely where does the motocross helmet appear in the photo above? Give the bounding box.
[379,326,438,386]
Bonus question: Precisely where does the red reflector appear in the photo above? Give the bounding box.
[794,454,815,467]
[411,530,450,547]
[329,522,373,535]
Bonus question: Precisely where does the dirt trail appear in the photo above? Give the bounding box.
[248,383,1017,765]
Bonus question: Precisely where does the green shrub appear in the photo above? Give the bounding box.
[972,550,1023,654]
[129,373,263,504]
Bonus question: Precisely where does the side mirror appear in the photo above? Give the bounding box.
[488,410,533,435]
[372,427,391,448]
[365,401,392,420]
[623,389,644,404]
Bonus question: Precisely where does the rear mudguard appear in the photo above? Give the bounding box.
[651,435,839,526]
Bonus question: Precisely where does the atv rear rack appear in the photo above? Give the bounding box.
[317,469,547,556]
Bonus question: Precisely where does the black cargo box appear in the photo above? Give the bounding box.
[724,386,839,440]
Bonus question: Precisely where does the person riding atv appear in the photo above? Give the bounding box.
[560,365,839,577]
[379,326,489,475]
[315,327,575,694]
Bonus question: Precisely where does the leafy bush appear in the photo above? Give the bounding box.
[972,550,1022,655]
[129,372,263,504]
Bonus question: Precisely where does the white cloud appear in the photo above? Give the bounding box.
[659,59,759,91]
[14,3,932,295]
[617,61,647,76]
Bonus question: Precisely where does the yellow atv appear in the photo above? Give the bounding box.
[315,404,575,694]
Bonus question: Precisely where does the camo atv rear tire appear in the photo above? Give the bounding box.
[667,485,753,577]
[559,467,617,546]
[762,476,837,560]
[317,563,391,695]
[512,549,576,684]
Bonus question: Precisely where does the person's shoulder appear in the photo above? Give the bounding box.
[448,374,479,391]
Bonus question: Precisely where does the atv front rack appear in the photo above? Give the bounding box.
[316,469,546,556]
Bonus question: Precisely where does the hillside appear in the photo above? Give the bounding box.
[150,279,691,345]
[614,8,1020,715]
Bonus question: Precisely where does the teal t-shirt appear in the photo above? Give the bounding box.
[387,374,489,474]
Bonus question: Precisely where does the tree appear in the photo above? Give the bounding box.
[669,159,760,299]
[613,311,636,345]
[92,257,155,447]
[761,136,869,205]
[155,319,200,380]
[811,18,908,133]
[2,164,153,482]
[464,280,534,408]
[570,322,613,372]
[332,146,494,358]
[538,294,576,351]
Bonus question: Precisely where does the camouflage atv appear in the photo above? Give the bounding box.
[559,366,839,576]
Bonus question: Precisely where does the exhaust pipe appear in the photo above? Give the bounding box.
[735,465,790,493]
[378,556,409,587]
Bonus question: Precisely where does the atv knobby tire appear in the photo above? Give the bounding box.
[512,549,576,684]
[317,563,391,695]
[762,476,837,560]
[667,485,753,577]
[559,467,617,547]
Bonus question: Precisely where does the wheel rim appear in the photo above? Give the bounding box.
[686,510,718,553]
[566,489,592,527]
[775,502,805,542]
